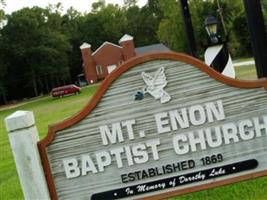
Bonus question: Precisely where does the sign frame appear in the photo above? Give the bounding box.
[38,52,267,200]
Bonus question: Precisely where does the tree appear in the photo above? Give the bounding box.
[216,0,246,56]
[0,0,6,103]
[61,7,84,83]
[157,0,188,52]
[1,7,71,99]
[125,1,161,47]
[0,37,7,103]
[81,3,127,48]
[0,3,4,22]
[92,0,106,13]
[0,0,5,34]
[187,0,244,56]
[123,0,137,8]
[232,12,252,57]
[147,0,163,19]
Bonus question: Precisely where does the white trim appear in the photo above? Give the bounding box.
[96,65,103,76]
[107,64,117,74]
[92,42,122,56]
[80,42,91,50]
[119,34,133,43]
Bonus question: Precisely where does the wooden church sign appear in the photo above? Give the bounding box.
[38,52,267,200]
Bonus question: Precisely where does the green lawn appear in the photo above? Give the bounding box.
[235,64,257,80]
[1,65,266,200]
[0,85,99,200]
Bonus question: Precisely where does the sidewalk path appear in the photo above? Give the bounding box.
[233,60,255,67]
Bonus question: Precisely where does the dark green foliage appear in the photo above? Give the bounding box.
[0,0,5,19]
[126,4,160,46]
[158,0,249,57]
[0,7,71,100]
[232,12,252,57]
[157,0,188,52]
[124,0,137,8]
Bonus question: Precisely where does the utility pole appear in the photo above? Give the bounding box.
[243,0,267,78]
[180,0,198,58]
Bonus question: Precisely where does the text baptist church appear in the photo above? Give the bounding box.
[80,34,170,84]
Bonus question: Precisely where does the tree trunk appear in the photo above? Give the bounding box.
[1,91,7,104]
[3,93,7,104]
[32,71,38,97]
[39,76,43,96]
[45,76,50,93]
[56,76,60,87]
[50,74,55,88]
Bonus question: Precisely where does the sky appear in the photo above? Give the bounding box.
[3,0,147,14]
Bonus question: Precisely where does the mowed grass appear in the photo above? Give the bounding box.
[235,64,258,80]
[1,64,267,200]
[0,84,99,199]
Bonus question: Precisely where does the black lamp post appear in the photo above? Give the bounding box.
[180,0,198,58]
[205,16,219,45]
[243,0,267,78]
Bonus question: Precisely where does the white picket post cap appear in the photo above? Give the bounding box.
[5,111,35,132]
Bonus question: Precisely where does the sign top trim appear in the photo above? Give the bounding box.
[38,52,267,200]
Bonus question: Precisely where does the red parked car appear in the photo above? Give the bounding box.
[51,84,81,98]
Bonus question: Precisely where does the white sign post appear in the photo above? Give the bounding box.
[4,111,50,200]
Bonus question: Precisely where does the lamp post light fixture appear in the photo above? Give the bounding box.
[205,16,219,45]
[204,16,235,78]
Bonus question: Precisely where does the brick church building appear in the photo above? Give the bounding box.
[80,34,170,84]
